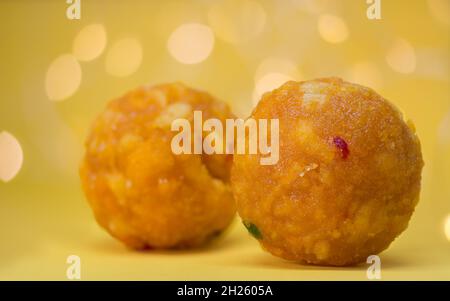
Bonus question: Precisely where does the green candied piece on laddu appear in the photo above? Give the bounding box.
[243,220,263,240]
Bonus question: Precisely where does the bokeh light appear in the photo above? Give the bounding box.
[317,14,349,44]
[292,0,328,14]
[253,58,301,105]
[167,23,215,64]
[253,72,293,105]
[415,48,448,80]
[438,111,450,146]
[428,0,450,26]
[255,57,301,82]
[45,54,82,101]
[386,38,416,74]
[72,24,107,62]
[105,38,143,77]
[0,131,23,182]
[445,215,450,242]
[348,61,383,90]
[207,0,266,44]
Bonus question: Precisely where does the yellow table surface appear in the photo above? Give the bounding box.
[1,185,449,281]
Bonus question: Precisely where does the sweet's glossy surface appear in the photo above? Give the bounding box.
[232,78,424,266]
[80,83,235,249]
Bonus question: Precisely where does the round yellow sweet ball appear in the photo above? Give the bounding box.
[232,78,423,266]
[80,83,236,249]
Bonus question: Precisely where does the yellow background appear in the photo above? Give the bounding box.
[0,0,449,280]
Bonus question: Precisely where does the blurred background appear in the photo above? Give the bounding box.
[0,0,449,280]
